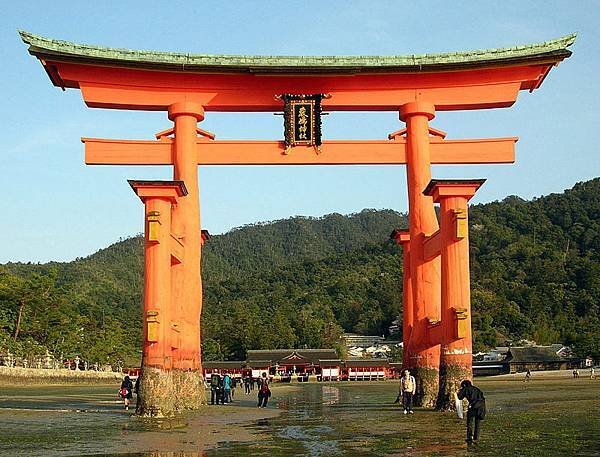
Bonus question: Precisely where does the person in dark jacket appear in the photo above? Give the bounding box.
[120,375,134,411]
[210,371,222,405]
[257,372,271,408]
[230,376,237,401]
[244,375,251,395]
[457,379,486,445]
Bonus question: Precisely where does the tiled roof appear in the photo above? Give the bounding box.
[20,31,575,74]
[506,346,566,363]
[246,349,338,364]
[246,360,272,366]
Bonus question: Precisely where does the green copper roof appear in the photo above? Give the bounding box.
[19,31,575,73]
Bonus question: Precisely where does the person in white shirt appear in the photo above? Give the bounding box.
[400,369,416,414]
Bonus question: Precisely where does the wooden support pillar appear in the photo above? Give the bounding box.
[400,101,441,407]
[129,180,186,417]
[424,179,485,410]
[168,101,206,409]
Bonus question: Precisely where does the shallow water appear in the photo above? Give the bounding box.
[210,382,465,456]
[1,378,599,456]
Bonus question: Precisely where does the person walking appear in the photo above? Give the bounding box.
[591,367,596,379]
[120,375,134,411]
[210,370,221,405]
[399,369,416,414]
[457,380,486,445]
[222,371,232,404]
[257,372,271,408]
[525,369,532,382]
[230,376,237,402]
[244,375,251,395]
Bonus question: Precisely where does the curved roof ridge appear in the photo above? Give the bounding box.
[19,30,576,72]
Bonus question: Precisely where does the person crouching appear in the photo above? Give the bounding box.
[457,379,486,445]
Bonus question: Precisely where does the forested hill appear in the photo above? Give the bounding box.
[0,179,598,366]
[201,209,406,282]
[0,210,406,365]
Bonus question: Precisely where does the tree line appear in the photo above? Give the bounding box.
[0,179,598,366]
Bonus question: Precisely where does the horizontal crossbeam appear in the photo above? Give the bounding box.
[423,230,441,261]
[83,137,517,166]
[45,62,547,111]
[79,81,523,111]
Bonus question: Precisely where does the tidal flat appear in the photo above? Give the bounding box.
[0,373,598,456]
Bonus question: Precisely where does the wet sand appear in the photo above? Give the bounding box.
[1,375,599,456]
[125,402,283,452]
[0,384,289,456]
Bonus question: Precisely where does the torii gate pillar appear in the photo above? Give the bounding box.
[400,102,441,407]
[424,179,484,410]
[130,180,186,417]
[168,102,206,409]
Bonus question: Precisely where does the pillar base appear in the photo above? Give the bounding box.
[436,363,472,411]
[136,366,177,417]
[173,369,206,410]
[413,366,439,408]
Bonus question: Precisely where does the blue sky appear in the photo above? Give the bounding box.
[1,1,598,263]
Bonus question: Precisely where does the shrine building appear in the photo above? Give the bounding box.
[203,348,401,382]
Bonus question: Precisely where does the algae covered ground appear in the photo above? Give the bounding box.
[0,373,598,456]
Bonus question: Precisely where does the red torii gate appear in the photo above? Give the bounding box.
[21,31,574,415]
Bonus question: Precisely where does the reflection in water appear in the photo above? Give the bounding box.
[264,385,344,456]
[321,385,340,405]
[279,424,340,456]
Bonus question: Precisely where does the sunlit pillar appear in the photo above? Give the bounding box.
[424,179,484,410]
[130,180,186,417]
[168,101,206,408]
[400,101,441,407]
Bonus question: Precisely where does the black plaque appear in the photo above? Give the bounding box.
[280,94,325,152]
[292,99,314,144]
